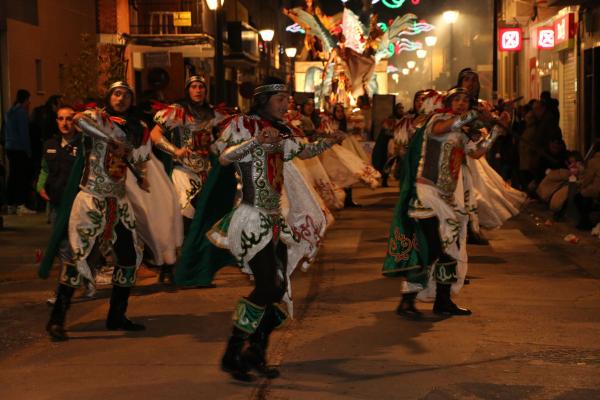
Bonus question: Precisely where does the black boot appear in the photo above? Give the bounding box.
[106,286,146,331]
[158,264,174,285]
[344,188,361,208]
[46,284,75,341]
[395,292,422,319]
[467,223,488,245]
[381,174,389,188]
[221,327,254,382]
[433,283,471,316]
[243,306,280,379]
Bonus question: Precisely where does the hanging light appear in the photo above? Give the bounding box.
[416,49,427,59]
[402,68,410,75]
[285,47,297,58]
[425,36,438,47]
[259,29,275,42]
[407,60,416,69]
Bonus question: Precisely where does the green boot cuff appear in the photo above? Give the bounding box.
[233,298,265,334]
[112,265,137,287]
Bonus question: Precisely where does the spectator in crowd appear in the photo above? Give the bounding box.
[298,98,320,138]
[536,151,583,217]
[4,89,35,215]
[518,104,542,192]
[575,142,600,230]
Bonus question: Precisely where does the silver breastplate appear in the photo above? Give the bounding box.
[82,135,128,198]
[176,119,213,174]
[419,131,465,195]
[236,144,285,212]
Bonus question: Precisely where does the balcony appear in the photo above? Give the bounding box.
[225,21,260,67]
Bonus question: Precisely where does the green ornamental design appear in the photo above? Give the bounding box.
[233,298,265,334]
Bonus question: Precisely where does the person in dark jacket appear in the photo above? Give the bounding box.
[4,89,35,215]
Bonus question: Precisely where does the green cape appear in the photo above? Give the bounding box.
[382,124,429,278]
[174,154,239,287]
[38,148,84,279]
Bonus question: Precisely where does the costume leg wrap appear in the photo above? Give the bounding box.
[111,265,137,287]
[434,258,458,285]
[233,297,266,335]
[59,262,82,288]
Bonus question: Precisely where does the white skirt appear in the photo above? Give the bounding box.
[126,154,184,265]
[468,157,527,229]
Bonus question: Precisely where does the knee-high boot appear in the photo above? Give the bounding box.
[344,188,361,208]
[396,292,422,319]
[106,285,146,331]
[46,284,75,341]
[158,264,175,285]
[243,305,286,379]
[221,327,253,381]
[433,283,472,316]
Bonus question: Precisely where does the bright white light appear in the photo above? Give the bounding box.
[425,36,438,47]
[285,47,297,58]
[206,0,224,10]
[392,73,399,82]
[442,11,459,24]
[407,60,416,69]
[416,49,427,59]
[402,68,410,75]
[259,29,275,42]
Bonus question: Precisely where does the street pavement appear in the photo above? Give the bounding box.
[0,186,599,400]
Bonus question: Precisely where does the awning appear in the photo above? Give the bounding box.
[121,33,214,47]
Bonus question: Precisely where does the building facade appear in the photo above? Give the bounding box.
[498,0,600,153]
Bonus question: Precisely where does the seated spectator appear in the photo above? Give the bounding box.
[575,142,600,230]
[537,151,583,215]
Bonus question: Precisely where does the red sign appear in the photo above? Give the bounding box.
[499,28,522,51]
[537,27,554,49]
[554,13,575,46]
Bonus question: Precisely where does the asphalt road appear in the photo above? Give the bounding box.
[0,187,599,400]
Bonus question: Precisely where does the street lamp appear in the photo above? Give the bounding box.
[425,35,438,47]
[285,47,297,58]
[407,60,416,69]
[402,68,409,76]
[442,10,459,24]
[259,29,275,42]
[285,47,297,92]
[259,29,275,76]
[206,0,225,103]
[443,10,459,80]
[416,49,427,59]
[206,0,224,9]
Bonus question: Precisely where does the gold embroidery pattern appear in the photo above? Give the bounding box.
[388,228,419,263]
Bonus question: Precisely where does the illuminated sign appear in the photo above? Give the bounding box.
[554,13,575,48]
[499,28,522,51]
[537,27,554,49]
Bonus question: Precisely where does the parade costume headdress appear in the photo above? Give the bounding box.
[443,87,473,108]
[108,81,133,95]
[186,75,207,89]
[253,83,288,97]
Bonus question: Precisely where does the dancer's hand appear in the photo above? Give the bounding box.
[175,146,193,158]
[257,127,283,144]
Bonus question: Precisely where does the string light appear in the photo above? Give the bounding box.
[286,23,305,34]
[382,0,406,9]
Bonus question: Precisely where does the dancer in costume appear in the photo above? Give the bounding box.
[44,82,149,341]
[384,88,506,318]
[318,103,381,207]
[212,78,342,381]
[150,75,219,282]
[373,103,405,186]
